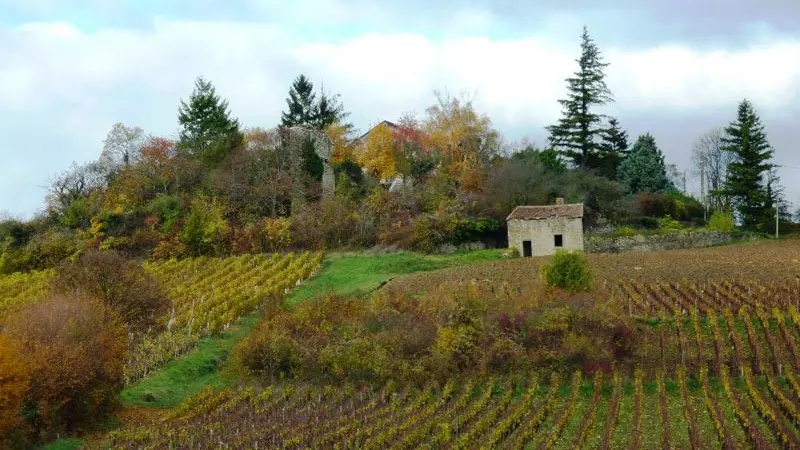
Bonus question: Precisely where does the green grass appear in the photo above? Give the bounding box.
[120,249,509,408]
[40,438,84,450]
[120,313,260,408]
[287,249,510,304]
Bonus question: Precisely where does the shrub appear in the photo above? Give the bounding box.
[180,194,229,256]
[658,214,684,233]
[0,334,31,441]
[256,217,293,253]
[2,295,126,436]
[614,226,638,237]
[52,250,168,332]
[539,250,593,292]
[707,211,736,233]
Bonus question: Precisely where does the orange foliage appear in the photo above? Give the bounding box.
[138,136,176,194]
[2,295,126,433]
[0,334,31,438]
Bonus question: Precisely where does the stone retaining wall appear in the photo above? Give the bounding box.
[584,231,749,253]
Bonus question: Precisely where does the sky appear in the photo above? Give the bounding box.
[1,0,800,218]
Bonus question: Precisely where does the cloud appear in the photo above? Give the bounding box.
[1,15,800,216]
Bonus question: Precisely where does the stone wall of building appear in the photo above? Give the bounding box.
[584,230,750,253]
[508,217,584,257]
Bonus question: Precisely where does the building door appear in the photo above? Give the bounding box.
[523,240,532,257]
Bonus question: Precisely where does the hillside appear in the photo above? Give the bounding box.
[37,238,800,449]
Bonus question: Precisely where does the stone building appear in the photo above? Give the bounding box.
[506,198,584,257]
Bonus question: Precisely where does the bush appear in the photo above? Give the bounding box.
[52,250,168,332]
[658,214,684,233]
[2,295,126,436]
[0,334,31,441]
[539,250,593,292]
[180,194,229,256]
[614,226,638,237]
[707,211,736,233]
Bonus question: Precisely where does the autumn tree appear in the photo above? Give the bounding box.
[424,91,499,190]
[2,295,126,435]
[546,26,615,170]
[52,250,168,332]
[0,334,31,440]
[722,99,775,230]
[177,76,243,166]
[138,136,177,195]
[357,122,399,179]
[215,128,293,218]
[395,114,437,184]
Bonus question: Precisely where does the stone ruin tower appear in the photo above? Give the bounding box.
[277,126,335,212]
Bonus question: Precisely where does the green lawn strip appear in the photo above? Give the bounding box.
[39,438,84,450]
[286,249,508,304]
[120,313,260,408]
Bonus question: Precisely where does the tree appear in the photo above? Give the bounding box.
[138,136,177,195]
[45,162,105,218]
[691,128,734,212]
[722,99,775,230]
[617,133,673,194]
[177,76,242,165]
[313,85,350,131]
[665,163,684,193]
[99,123,145,175]
[52,250,168,332]
[424,91,499,189]
[281,74,317,128]
[546,26,614,170]
[356,122,399,179]
[0,334,30,440]
[595,117,629,179]
[2,295,126,434]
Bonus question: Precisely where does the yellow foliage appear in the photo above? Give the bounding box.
[356,123,398,179]
[326,122,355,164]
[424,92,499,185]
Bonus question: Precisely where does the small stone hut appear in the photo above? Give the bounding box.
[506,198,584,257]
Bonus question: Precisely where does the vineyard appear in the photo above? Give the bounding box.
[0,251,324,384]
[98,272,800,449]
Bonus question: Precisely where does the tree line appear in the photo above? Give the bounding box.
[0,26,787,273]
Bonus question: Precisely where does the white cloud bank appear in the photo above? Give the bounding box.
[1,18,800,215]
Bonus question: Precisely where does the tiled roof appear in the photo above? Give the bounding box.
[506,204,584,221]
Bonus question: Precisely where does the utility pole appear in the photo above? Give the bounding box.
[700,157,706,222]
[774,201,780,239]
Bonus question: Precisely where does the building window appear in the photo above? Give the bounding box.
[554,234,563,247]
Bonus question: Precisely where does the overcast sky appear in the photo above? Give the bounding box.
[1,0,799,218]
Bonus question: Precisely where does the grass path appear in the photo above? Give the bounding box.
[42,249,510,448]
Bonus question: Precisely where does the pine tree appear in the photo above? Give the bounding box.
[617,133,672,194]
[595,117,629,179]
[546,26,613,170]
[177,77,242,165]
[312,87,350,130]
[721,99,775,230]
[280,74,317,128]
